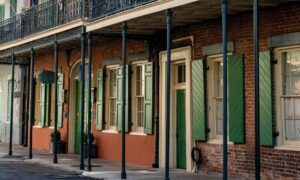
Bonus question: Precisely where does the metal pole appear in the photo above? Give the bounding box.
[53,40,59,164]
[222,1,228,180]
[80,26,86,171]
[121,22,127,180]
[29,48,35,159]
[164,9,172,180]
[254,0,260,179]
[87,32,93,172]
[8,52,15,157]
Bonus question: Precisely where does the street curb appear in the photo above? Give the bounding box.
[24,159,83,175]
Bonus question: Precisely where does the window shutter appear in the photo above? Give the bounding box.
[0,5,4,21]
[228,54,245,144]
[96,69,104,130]
[117,66,129,132]
[259,51,274,146]
[144,62,153,134]
[57,73,64,128]
[45,84,50,127]
[192,60,207,141]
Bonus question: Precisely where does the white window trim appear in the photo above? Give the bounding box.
[105,65,119,131]
[275,46,300,148]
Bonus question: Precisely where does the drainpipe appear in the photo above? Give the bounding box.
[8,51,15,157]
[53,40,59,164]
[121,21,128,180]
[254,0,261,179]
[222,0,228,180]
[164,9,172,180]
[29,48,35,159]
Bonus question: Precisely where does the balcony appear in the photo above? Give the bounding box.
[89,0,158,19]
[0,0,82,45]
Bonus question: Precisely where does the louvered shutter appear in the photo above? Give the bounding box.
[57,73,64,128]
[144,62,153,134]
[228,54,245,144]
[117,66,129,132]
[259,51,274,146]
[96,69,104,130]
[192,60,207,141]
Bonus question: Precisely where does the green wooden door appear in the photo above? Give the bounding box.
[176,90,186,169]
[74,80,81,154]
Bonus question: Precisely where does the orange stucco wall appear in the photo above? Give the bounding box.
[29,38,156,166]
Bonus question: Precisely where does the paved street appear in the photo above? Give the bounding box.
[0,158,96,180]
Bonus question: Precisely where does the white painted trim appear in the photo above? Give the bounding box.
[159,46,193,172]
[86,0,198,32]
[0,20,84,51]
[102,130,119,134]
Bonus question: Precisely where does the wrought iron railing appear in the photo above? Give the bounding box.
[0,0,82,44]
[89,0,158,19]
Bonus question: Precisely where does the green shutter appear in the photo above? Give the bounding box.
[228,54,245,144]
[45,84,50,127]
[0,5,4,21]
[144,62,153,134]
[57,73,64,128]
[96,69,104,130]
[192,60,207,141]
[259,51,274,146]
[40,83,45,127]
[117,66,129,132]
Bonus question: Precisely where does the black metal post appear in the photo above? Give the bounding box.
[121,22,127,180]
[80,26,86,171]
[152,49,160,169]
[53,40,59,164]
[87,32,93,172]
[222,1,228,180]
[8,52,15,157]
[164,9,172,180]
[29,48,35,159]
[254,0,260,179]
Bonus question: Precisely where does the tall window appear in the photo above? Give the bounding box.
[281,50,300,141]
[108,68,117,129]
[214,61,224,136]
[135,65,145,132]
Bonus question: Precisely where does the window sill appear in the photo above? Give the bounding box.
[129,132,147,136]
[33,126,43,129]
[207,138,233,145]
[102,130,118,134]
[275,145,300,152]
[49,126,54,129]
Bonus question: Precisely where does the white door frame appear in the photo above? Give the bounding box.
[159,46,193,172]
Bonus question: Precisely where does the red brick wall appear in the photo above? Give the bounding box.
[30,39,156,166]
[172,2,300,179]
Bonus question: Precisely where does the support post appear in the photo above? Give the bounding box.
[29,48,35,159]
[164,9,172,180]
[222,1,228,180]
[254,0,260,179]
[53,40,59,164]
[8,52,15,157]
[80,26,86,171]
[87,32,93,172]
[121,22,127,180]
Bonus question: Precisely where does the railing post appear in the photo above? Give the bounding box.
[53,40,59,164]
[87,31,93,172]
[164,9,172,180]
[254,0,261,179]
[222,0,228,180]
[80,26,86,171]
[121,21,128,180]
[29,48,35,159]
[8,52,15,157]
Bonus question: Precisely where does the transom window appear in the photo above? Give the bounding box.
[177,64,186,84]
[108,69,117,129]
[281,50,300,141]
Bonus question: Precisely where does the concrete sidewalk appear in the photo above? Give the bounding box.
[0,143,241,180]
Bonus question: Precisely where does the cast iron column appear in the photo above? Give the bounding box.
[29,48,35,159]
[53,40,59,164]
[254,0,260,179]
[222,1,228,180]
[164,9,172,180]
[80,26,86,171]
[8,52,15,157]
[87,32,93,172]
[121,22,127,180]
